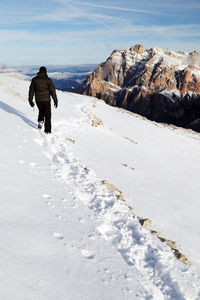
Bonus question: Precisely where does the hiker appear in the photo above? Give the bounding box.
[28,66,58,133]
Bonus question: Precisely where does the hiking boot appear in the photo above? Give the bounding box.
[38,121,44,129]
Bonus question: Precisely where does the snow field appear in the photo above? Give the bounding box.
[34,97,200,299]
[1,72,200,299]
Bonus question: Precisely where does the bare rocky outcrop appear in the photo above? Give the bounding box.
[130,44,144,54]
[79,44,200,132]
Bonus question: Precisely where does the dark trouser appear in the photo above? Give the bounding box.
[36,101,51,133]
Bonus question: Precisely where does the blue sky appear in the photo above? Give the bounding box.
[0,0,200,65]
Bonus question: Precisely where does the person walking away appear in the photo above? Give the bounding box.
[28,66,58,133]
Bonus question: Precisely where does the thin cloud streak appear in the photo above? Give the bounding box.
[31,9,129,28]
[31,10,82,22]
[60,1,112,28]
[56,0,176,16]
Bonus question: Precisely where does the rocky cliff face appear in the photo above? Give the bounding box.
[79,44,200,131]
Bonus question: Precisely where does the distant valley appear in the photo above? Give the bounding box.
[11,64,97,92]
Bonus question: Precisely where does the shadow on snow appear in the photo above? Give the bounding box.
[0,100,37,128]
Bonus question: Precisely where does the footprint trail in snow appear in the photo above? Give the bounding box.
[34,100,200,300]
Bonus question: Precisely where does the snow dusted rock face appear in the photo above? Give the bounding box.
[79,44,200,131]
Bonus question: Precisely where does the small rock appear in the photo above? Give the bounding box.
[66,138,76,144]
[165,239,178,250]
[123,163,134,170]
[102,180,122,194]
[189,51,199,57]
[139,218,152,227]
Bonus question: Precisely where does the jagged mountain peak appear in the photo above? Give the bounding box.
[79,44,200,132]
[109,44,200,77]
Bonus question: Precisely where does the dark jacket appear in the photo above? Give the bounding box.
[28,73,58,105]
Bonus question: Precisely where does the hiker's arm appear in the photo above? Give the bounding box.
[28,80,35,106]
[49,79,58,107]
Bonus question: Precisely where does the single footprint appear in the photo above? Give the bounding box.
[46,201,55,208]
[54,232,64,240]
[61,198,68,204]
[79,218,85,224]
[88,233,96,240]
[56,214,62,220]
[69,202,78,208]
[43,194,55,207]
[124,273,132,282]
[81,249,94,259]
[43,194,51,199]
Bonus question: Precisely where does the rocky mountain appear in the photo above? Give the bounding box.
[79,44,200,131]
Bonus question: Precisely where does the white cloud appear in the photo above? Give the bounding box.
[1,23,200,44]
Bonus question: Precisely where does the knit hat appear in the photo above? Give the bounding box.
[39,66,47,74]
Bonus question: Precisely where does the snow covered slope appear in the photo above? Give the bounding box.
[1,72,200,299]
